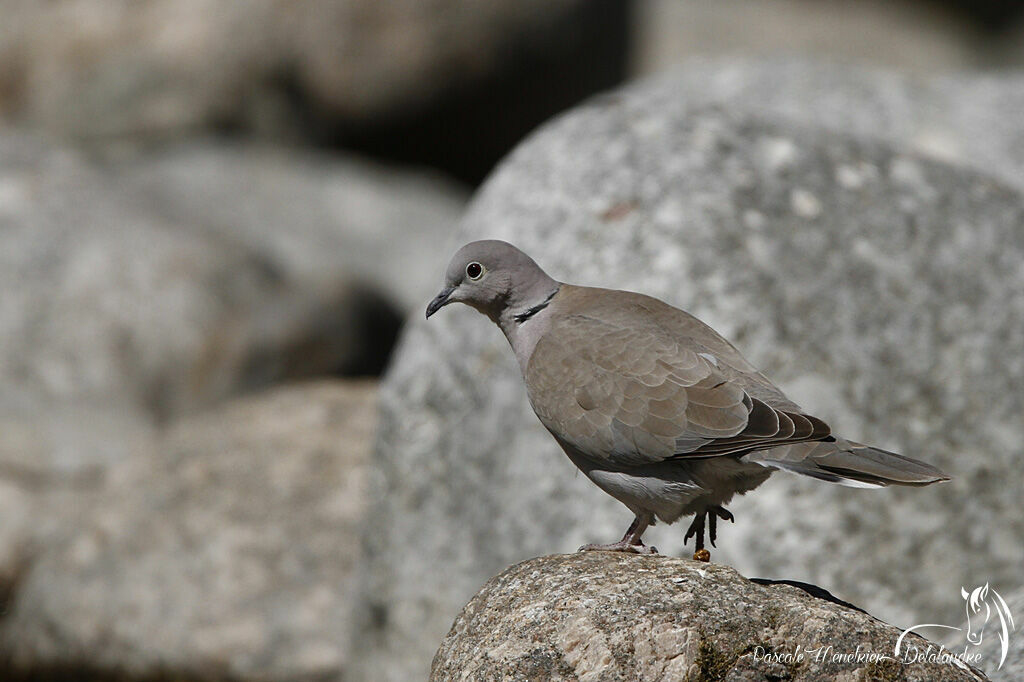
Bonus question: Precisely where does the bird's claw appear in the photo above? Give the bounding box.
[686,505,735,552]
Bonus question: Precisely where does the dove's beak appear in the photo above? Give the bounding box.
[425,286,455,319]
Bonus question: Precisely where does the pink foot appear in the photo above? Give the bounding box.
[578,541,659,555]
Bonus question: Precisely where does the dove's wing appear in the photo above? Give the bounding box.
[524,292,829,468]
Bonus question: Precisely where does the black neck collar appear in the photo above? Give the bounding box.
[513,287,559,324]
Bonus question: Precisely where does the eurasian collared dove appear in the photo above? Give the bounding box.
[426,240,949,559]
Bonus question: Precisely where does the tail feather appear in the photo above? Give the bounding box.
[744,438,950,487]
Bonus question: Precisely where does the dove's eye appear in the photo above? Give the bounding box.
[466,262,483,280]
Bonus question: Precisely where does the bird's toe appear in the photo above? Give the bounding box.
[714,506,735,522]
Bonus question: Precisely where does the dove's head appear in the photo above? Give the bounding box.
[425,240,558,323]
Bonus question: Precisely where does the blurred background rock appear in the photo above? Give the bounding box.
[0,1,1022,681]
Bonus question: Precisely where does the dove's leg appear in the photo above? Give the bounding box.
[579,513,658,554]
[685,506,735,560]
[684,512,706,550]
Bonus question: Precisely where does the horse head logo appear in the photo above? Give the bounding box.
[961,583,1015,665]
[896,582,1016,671]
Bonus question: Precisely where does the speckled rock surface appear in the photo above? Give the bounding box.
[432,554,987,681]
[655,58,1024,192]
[0,395,157,588]
[0,130,269,591]
[0,131,464,417]
[0,380,376,681]
[0,131,278,415]
[352,69,1024,680]
[0,129,461,637]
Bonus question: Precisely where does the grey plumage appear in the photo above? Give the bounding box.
[426,240,949,555]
